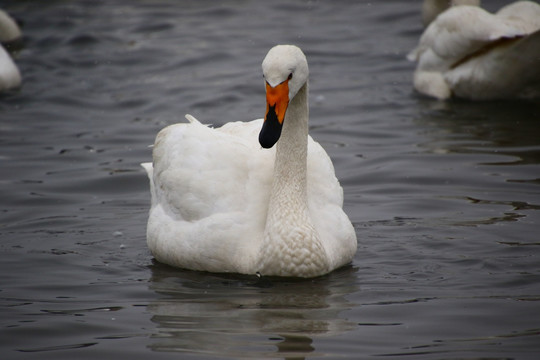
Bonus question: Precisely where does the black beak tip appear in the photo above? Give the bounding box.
[259,133,278,148]
[259,105,283,149]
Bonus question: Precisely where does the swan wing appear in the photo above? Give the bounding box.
[445,28,540,99]
[496,1,540,33]
[408,4,540,99]
[153,117,256,220]
[409,6,525,65]
[144,115,273,273]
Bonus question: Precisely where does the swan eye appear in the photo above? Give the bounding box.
[288,73,293,80]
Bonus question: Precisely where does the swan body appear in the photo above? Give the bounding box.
[0,45,20,90]
[142,45,357,278]
[0,9,21,90]
[409,1,540,100]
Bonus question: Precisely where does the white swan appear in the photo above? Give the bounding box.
[408,1,540,100]
[0,9,21,91]
[142,45,357,278]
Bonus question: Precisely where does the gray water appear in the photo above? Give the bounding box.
[1,1,539,359]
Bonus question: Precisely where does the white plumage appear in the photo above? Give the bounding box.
[408,1,540,100]
[0,45,20,90]
[422,0,481,27]
[0,9,21,91]
[142,45,357,278]
[0,9,21,43]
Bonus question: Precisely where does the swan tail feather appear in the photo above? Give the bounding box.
[185,114,200,124]
[141,162,158,206]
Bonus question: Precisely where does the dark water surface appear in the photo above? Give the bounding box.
[1,1,539,359]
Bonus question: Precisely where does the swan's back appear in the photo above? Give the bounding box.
[152,118,267,220]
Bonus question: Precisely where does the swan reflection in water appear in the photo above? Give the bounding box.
[145,261,359,359]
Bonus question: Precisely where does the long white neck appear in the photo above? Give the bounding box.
[258,82,330,277]
[274,82,309,202]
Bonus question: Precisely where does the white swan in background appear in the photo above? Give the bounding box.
[0,9,21,91]
[0,9,21,43]
[142,45,357,278]
[422,0,480,27]
[0,45,20,90]
[408,1,540,100]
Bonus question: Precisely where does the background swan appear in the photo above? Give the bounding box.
[0,9,21,91]
[142,45,357,278]
[408,1,540,100]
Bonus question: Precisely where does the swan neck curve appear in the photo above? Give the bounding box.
[259,82,330,277]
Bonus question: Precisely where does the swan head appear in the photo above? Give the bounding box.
[259,45,309,148]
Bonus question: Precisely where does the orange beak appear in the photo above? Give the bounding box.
[265,80,289,125]
[259,80,289,148]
